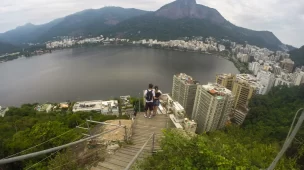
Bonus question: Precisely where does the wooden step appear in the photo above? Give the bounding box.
[120,147,140,153]
[116,149,138,156]
[97,162,124,170]
[107,154,132,163]
[106,158,129,167]
[114,152,136,159]
[91,166,104,170]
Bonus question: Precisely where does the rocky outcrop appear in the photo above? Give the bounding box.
[155,0,226,24]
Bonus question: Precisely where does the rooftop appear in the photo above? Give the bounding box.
[235,74,264,88]
[216,73,235,79]
[175,73,199,85]
[202,83,233,97]
[73,100,119,113]
[73,100,103,112]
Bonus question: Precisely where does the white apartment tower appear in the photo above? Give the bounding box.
[192,83,234,133]
[172,73,199,119]
[256,71,275,94]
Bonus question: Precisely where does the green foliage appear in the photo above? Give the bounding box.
[290,46,304,67]
[243,85,304,167]
[48,150,78,170]
[130,97,144,112]
[0,104,126,170]
[137,128,297,170]
[0,7,149,45]
[0,41,20,55]
[244,85,304,142]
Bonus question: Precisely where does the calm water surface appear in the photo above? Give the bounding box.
[0,46,239,106]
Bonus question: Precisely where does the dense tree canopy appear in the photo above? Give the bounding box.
[244,85,304,142]
[0,103,127,170]
[290,46,304,67]
[137,128,297,170]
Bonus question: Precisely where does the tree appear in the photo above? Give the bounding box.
[137,128,297,170]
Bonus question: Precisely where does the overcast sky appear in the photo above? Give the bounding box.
[0,0,303,47]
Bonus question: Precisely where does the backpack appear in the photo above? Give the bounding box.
[146,89,153,101]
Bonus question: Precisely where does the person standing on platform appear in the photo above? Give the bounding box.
[144,84,155,119]
[153,86,162,116]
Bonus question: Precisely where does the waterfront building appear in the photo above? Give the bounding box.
[192,83,234,133]
[172,73,199,119]
[231,74,264,125]
[216,73,236,91]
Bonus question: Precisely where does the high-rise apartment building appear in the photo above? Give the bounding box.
[280,58,295,73]
[272,65,282,76]
[256,71,275,94]
[172,73,199,119]
[232,74,263,124]
[216,74,236,91]
[192,83,234,133]
[248,62,261,75]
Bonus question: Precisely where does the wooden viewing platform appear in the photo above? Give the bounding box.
[91,112,169,170]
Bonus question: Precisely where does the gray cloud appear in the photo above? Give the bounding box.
[0,0,303,47]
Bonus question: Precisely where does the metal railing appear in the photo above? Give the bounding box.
[0,126,121,165]
[124,133,155,170]
[87,119,133,142]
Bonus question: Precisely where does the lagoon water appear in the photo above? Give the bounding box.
[0,46,239,106]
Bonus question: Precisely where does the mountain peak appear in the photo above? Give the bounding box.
[155,0,226,24]
[177,0,197,5]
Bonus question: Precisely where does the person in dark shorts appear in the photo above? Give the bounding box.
[133,103,138,118]
[153,86,162,116]
[144,84,155,118]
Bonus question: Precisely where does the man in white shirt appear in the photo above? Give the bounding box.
[144,84,155,118]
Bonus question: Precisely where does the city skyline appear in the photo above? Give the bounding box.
[0,0,303,47]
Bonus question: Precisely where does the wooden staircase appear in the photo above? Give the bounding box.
[91,113,168,170]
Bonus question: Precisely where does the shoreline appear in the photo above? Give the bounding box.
[1,42,249,73]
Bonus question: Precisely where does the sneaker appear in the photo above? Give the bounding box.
[144,114,147,118]
[149,116,152,119]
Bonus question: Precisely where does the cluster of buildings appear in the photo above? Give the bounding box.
[166,71,298,134]
[135,37,224,52]
[46,35,130,49]
[72,100,119,116]
[232,44,304,89]
[0,96,134,118]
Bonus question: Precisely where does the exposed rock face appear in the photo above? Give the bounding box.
[155,0,226,24]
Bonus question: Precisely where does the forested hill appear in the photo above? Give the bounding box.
[0,7,149,45]
[104,0,284,51]
[0,0,287,51]
[0,42,20,55]
[290,46,304,67]
[105,14,283,50]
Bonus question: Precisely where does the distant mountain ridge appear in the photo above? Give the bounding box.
[0,7,149,45]
[106,0,283,50]
[0,0,291,51]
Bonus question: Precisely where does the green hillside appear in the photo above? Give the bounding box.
[290,46,304,67]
